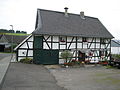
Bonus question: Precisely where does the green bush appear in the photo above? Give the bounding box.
[60,51,73,63]
[20,57,33,64]
[112,54,120,59]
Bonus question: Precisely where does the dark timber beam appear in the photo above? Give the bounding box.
[68,37,74,49]
[43,37,51,49]
[88,38,94,49]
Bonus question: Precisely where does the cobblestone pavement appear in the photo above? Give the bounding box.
[1,63,66,90]
[49,65,120,90]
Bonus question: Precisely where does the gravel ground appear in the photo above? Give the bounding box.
[49,65,120,90]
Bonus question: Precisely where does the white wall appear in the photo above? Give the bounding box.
[111,47,120,54]
[17,36,33,61]
[17,35,111,62]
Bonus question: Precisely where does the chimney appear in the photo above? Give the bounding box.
[80,11,85,19]
[64,7,68,17]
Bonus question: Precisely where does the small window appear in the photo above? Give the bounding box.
[100,38,106,44]
[59,36,66,42]
[82,37,87,42]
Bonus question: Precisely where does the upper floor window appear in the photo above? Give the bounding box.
[59,36,66,42]
[100,38,106,44]
[82,37,88,42]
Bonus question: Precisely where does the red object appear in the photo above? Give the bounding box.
[99,61,108,65]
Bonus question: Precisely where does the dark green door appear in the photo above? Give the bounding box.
[33,36,59,64]
[34,49,59,64]
[33,36,43,64]
[34,36,43,49]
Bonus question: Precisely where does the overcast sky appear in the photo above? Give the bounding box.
[0,0,120,39]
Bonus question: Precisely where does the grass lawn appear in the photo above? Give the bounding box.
[0,33,31,36]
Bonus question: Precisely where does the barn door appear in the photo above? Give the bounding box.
[33,49,59,64]
[33,36,59,64]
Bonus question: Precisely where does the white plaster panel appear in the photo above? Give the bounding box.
[101,45,105,48]
[88,38,93,42]
[53,43,58,49]
[83,43,87,48]
[67,37,73,42]
[18,57,24,61]
[67,43,70,49]
[77,37,82,42]
[28,42,33,48]
[96,43,100,48]
[89,44,95,48]
[53,36,59,42]
[20,42,28,48]
[18,57,33,61]
[69,43,76,49]
[77,43,82,48]
[43,42,49,49]
[111,47,120,54]
[28,50,33,56]
[60,45,66,49]
[18,50,27,56]
[96,38,100,42]
[27,36,33,41]
[107,44,110,48]
[44,35,51,41]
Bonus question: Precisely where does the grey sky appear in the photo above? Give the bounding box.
[0,0,120,39]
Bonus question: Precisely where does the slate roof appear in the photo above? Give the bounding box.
[111,40,120,47]
[32,9,114,38]
[4,35,28,44]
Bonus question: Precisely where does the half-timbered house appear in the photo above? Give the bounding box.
[14,8,114,64]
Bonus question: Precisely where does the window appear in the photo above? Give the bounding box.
[82,37,87,42]
[59,36,66,42]
[100,38,106,44]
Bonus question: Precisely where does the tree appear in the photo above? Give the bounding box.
[8,30,15,33]
[16,30,21,33]
[21,31,27,34]
[0,29,8,33]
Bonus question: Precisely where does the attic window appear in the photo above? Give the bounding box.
[82,37,87,42]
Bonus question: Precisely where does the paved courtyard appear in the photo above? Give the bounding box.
[49,65,120,90]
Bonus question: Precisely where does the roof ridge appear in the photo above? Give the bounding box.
[37,8,98,19]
